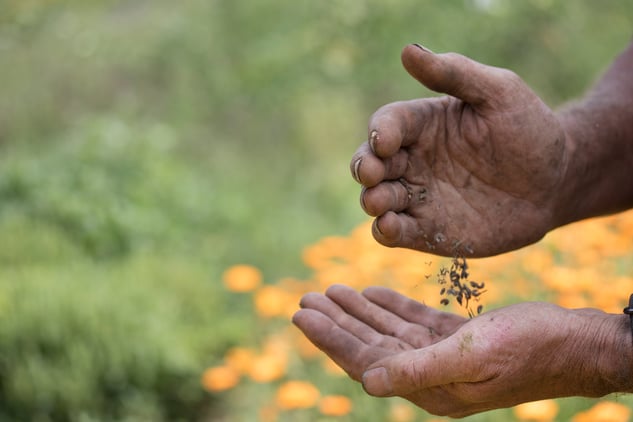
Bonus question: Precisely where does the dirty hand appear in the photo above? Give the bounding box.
[351,44,569,257]
[293,285,627,417]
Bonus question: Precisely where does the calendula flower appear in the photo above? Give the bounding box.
[321,355,346,376]
[275,380,320,410]
[254,285,291,318]
[201,365,240,392]
[571,401,631,422]
[513,399,559,421]
[318,395,352,416]
[222,264,262,292]
[389,402,416,422]
[224,347,255,374]
[248,353,286,383]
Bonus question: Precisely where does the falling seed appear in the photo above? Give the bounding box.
[433,248,487,318]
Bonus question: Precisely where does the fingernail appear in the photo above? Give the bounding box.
[351,158,363,184]
[369,130,379,152]
[371,218,383,237]
[362,367,393,396]
[360,187,368,211]
[413,43,433,54]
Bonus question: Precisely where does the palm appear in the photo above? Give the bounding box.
[293,285,465,381]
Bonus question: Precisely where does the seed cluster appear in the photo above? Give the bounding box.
[436,254,486,318]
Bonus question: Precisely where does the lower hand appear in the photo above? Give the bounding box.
[293,285,626,417]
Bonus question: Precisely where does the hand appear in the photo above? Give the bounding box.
[351,44,569,257]
[293,285,625,417]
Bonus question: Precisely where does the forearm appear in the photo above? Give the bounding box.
[554,41,633,226]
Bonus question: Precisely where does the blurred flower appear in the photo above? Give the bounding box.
[542,266,584,293]
[513,399,559,421]
[201,365,240,392]
[292,327,321,358]
[222,264,262,292]
[318,395,353,416]
[248,353,287,383]
[571,401,631,422]
[224,346,255,374]
[302,236,351,270]
[389,402,416,422]
[322,355,346,376]
[521,248,554,274]
[254,285,292,318]
[262,332,292,360]
[213,210,633,419]
[556,292,590,309]
[275,380,320,410]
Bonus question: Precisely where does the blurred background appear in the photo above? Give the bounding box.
[0,0,632,421]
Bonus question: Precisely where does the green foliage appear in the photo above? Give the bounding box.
[0,253,251,421]
[0,127,252,420]
[0,118,212,260]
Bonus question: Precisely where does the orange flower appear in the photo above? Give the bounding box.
[254,285,291,318]
[389,402,416,422]
[302,236,351,270]
[513,399,559,421]
[275,380,320,410]
[318,395,352,416]
[322,355,346,376]
[293,328,321,358]
[614,210,633,239]
[224,347,255,374]
[556,293,590,309]
[571,401,631,422]
[521,249,554,274]
[201,365,240,392]
[222,264,262,292]
[262,332,292,360]
[541,266,577,293]
[248,353,286,383]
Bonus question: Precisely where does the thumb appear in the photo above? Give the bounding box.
[361,338,471,397]
[401,43,514,106]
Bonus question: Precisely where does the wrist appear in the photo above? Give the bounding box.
[552,103,633,227]
[546,115,577,229]
[550,110,601,227]
[575,308,633,395]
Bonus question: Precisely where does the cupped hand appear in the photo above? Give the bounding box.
[293,285,619,417]
[351,44,569,257]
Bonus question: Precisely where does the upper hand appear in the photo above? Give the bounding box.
[293,285,626,417]
[351,44,569,257]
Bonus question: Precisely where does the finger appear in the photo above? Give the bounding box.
[350,143,384,186]
[372,211,427,250]
[372,211,458,256]
[292,308,389,381]
[362,287,466,337]
[300,289,412,351]
[326,285,435,349]
[351,143,410,188]
[368,99,436,158]
[362,334,472,397]
[299,291,382,346]
[401,43,517,108]
[360,181,411,216]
